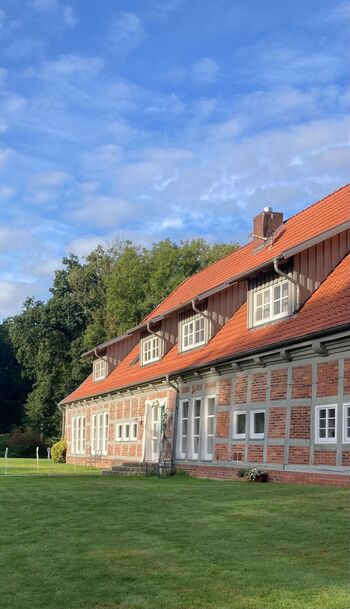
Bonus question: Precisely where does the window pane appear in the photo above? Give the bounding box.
[182,419,187,435]
[207,436,213,455]
[273,285,280,300]
[282,282,289,297]
[273,300,281,315]
[254,412,265,434]
[208,398,215,415]
[237,413,246,435]
[183,402,188,418]
[194,400,201,416]
[281,297,289,313]
[255,307,262,322]
[193,437,199,454]
[263,304,270,318]
[256,292,262,307]
[208,417,214,434]
[181,437,187,453]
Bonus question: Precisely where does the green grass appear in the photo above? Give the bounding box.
[0,457,101,476]
[0,474,348,609]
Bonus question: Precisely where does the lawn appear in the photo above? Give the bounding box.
[0,473,348,609]
[0,457,101,476]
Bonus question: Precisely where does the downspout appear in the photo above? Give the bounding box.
[273,258,299,286]
[141,402,148,462]
[146,320,163,339]
[166,373,179,471]
[191,298,210,319]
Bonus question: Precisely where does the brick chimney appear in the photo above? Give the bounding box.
[253,207,283,242]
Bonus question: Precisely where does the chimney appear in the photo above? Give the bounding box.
[253,206,283,242]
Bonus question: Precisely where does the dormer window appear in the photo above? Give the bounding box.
[93,358,108,381]
[142,335,161,365]
[252,279,292,327]
[181,315,207,352]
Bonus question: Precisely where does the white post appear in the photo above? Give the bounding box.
[47,447,51,476]
[36,446,39,475]
[74,451,76,474]
[4,447,8,476]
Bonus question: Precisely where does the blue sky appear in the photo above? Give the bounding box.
[0,0,349,318]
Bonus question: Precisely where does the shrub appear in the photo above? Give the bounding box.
[51,438,67,463]
[7,428,46,457]
[238,468,246,478]
[241,467,269,482]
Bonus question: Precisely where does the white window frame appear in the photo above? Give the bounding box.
[343,403,350,444]
[252,279,291,327]
[202,396,215,461]
[123,422,130,441]
[233,410,246,440]
[131,421,138,441]
[71,415,86,455]
[142,335,161,365]
[315,404,337,444]
[93,358,108,381]
[191,398,202,460]
[177,399,189,459]
[181,315,208,352]
[250,409,265,440]
[115,423,123,442]
[91,412,109,455]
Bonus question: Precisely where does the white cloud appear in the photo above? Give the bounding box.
[108,12,145,53]
[193,58,220,84]
[81,145,123,174]
[39,54,103,80]
[30,0,78,27]
[31,170,71,188]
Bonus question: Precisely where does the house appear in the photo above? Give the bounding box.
[60,184,350,486]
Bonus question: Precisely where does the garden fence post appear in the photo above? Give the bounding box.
[36,446,39,475]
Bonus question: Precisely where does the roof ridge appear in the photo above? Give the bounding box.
[282,182,349,225]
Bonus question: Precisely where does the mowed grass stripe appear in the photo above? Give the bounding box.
[0,475,348,609]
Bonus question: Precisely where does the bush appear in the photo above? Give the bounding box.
[51,438,67,463]
[7,428,46,457]
[241,467,269,482]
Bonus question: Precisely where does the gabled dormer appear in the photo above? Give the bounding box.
[93,356,109,381]
[140,323,164,366]
[248,263,297,329]
[178,301,211,353]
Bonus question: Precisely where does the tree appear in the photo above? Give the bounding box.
[0,321,31,433]
[8,237,239,436]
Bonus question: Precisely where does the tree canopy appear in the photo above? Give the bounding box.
[7,238,238,436]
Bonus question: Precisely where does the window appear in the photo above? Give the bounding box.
[72,416,86,454]
[315,405,336,444]
[131,421,138,441]
[115,423,123,442]
[91,412,109,455]
[203,397,215,460]
[192,398,202,459]
[253,280,290,326]
[124,422,130,441]
[142,335,161,365]
[93,358,108,381]
[233,411,246,439]
[343,404,350,444]
[181,316,206,351]
[177,400,189,459]
[250,410,265,440]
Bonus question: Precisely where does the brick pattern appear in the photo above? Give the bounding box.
[270,368,288,400]
[268,408,286,438]
[290,406,311,439]
[176,464,350,487]
[314,450,337,466]
[248,445,264,462]
[251,373,267,402]
[234,376,248,403]
[218,378,231,405]
[267,446,284,464]
[216,411,230,438]
[289,446,310,464]
[344,360,350,394]
[215,444,229,461]
[317,361,339,397]
[291,365,312,399]
[342,451,350,466]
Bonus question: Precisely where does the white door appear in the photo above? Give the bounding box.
[151,404,161,461]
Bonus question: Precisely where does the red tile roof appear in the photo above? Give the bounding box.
[145,184,350,322]
[62,251,350,404]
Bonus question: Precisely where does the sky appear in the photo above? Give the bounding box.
[0,0,349,319]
